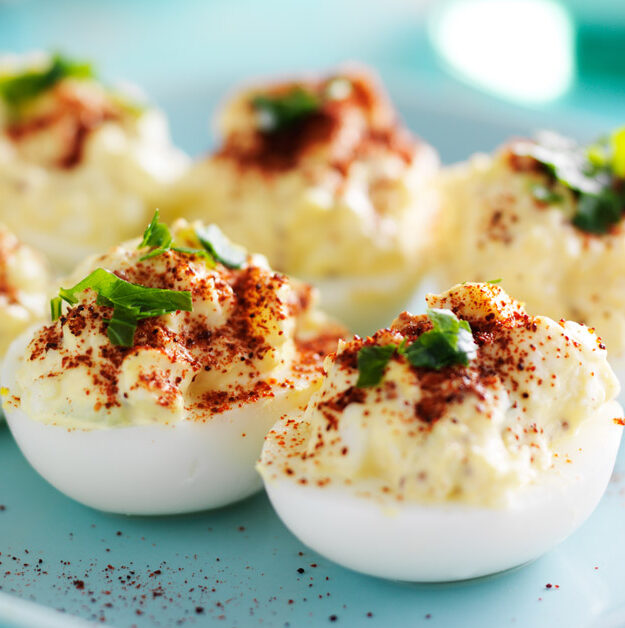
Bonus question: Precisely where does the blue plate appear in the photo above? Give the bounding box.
[0,79,623,628]
[2,408,625,628]
[0,88,622,628]
[1,2,625,625]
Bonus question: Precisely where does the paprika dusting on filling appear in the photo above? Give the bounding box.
[5,83,121,169]
[216,71,416,177]
[171,65,440,284]
[258,282,619,507]
[16,220,346,428]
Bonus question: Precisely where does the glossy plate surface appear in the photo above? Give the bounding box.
[2,414,625,628]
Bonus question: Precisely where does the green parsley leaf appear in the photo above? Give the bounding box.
[170,245,213,260]
[52,268,192,347]
[195,224,246,269]
[426,308,460,335]
[531,183,563,205]
[512,132,625,234]
[487,278,502,284]
[103,303,139,347]
[0,53,93,111]
[515,136,604,196]
[572,190,622,234]
[355,309,478,388]
[50,296,63,321]
[138,209,173,260]
[252,87,320,132]
[137,211,242,268]
[139,209,171,249]
[58,268,192,314]
[403,308,477,371]
[356,344,398,388]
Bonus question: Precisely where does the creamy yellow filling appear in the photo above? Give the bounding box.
[0,54,188,271]
[435,147,625,358]
[12,221,341,429]
[260,283,619,507]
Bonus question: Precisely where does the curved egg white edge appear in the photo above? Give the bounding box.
[1,327,311,515]
[259,400,624,582]
[311,270,427,337]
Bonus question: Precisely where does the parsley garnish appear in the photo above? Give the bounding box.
[51,268,192,347]
[530,183,563,205]
[195,224,247,269]
[50,296,63,321]
[137,211,245,269]
[252,87,320,132]
[513,129,625,234]
[138,209,174,259]
[403,309,477,370]
[0,53,93,111]
[355,309,478,388]
[572,190,622,234]
[356,344,397,388]
[250,76,353,133]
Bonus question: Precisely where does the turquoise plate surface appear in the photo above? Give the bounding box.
[1,2,625,626]
[2,416,625,628]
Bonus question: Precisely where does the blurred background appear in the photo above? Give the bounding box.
[0,0,623,162]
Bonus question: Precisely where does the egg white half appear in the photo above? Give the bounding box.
[260,401,623,582]
[313,270,423,337]
[2,329,314,515]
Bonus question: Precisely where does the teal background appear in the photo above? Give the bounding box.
[1,0,624,160]
[1,1,625,626]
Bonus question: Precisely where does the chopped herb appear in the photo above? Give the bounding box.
[572,190,623,234]
[57,268,192,316]
[403,309,477,370]
[513,129,625,234]
[487,278,502,284]
[531,184,563,205]
[251,76,353,132]
[514,134,604,195]
[138,209,212,262]
[355,309,478,387]
[356,344,398,388]
[50,296,63,321]
[138,211,244,268]
[104,303,140,347]
[252,87,320,132]
[195,224,246,269]
[138,209,172,260]
[0,53,93,111]
[51,268,192,347]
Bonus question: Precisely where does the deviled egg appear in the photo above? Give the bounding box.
[165,66,439,335]
[0,224,49,358]
[0,52,188,271]
[1,213,345,515]
[435,128,625,361]
[258,282,622,581]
